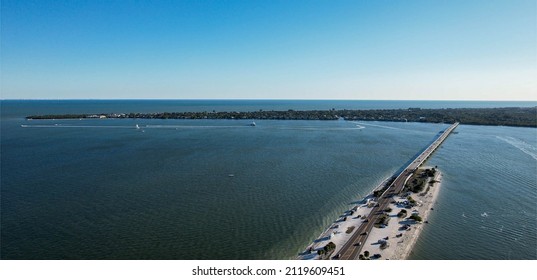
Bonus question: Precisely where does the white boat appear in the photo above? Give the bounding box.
[250,122,256,126]
[135,124,140,129]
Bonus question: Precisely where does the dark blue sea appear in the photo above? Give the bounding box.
[1,100,536,259]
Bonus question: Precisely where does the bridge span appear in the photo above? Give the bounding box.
[338,122,459,260]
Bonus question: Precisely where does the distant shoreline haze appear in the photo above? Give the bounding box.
[26,107,537,128]
[3,99,537,105]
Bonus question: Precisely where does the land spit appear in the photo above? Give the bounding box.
[298,169,442,260]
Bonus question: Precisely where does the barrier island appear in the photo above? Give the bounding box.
[27,107,537,127]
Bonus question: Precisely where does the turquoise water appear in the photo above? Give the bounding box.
[1,100,536,259]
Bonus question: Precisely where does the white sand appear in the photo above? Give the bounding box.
[298,179,388,260]
[298,169,443,260]
[361,170,442,260]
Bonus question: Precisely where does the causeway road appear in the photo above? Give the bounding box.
[338,122,459,260]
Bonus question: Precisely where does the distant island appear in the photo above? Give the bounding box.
[26,107,537,127]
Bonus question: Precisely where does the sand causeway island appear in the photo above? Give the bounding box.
[299,122,458,260]
[299,168,443,260]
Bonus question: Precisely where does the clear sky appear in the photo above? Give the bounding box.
[1,0,536,100]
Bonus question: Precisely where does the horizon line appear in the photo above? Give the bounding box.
[2,98,537,102]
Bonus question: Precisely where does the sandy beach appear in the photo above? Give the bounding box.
[299,168,443,260]
[362,170,442,260]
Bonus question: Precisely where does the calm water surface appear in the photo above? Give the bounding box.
[1,100,535,259]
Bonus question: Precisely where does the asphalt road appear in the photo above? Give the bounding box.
[338,122,459,260]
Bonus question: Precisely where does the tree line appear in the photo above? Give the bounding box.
[27,107,537,127]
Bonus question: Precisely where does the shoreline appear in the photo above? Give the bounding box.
[297,177,390,260]
[298,168,443,260]
[24,107,537,128]
[370,170,443,260]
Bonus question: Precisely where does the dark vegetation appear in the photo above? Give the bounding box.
[406,176,426,193]
[373,187,387,198]
[373,176,396,197]
[405,168,437,193]
[27,107,537,127]
[317,242,336,257]
[407,196,416,206]
[375,213,390,227]
[397,209,408,218]
[424,168,436,177]
[409,213,423,222]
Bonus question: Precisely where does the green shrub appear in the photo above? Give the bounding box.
[397,209,407,218]
[409,213,423,222]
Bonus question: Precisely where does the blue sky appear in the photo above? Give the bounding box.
[1,0,536,100]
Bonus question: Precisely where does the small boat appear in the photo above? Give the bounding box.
[135,124,140,129]
[250,122,256,126]
[228,174,235,177]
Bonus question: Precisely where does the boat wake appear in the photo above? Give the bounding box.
[144,125,250,129]
[21,124,253,129]
[21,123,363,131]
[351,122,430,134]
[276,126,364,131]
[21,124,136,128]
[496,136,537,161]
[352,122,400,130]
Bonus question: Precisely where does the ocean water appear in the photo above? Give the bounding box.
[3,99,536,119]
[411,125,537,259]
[1,100,536,259]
